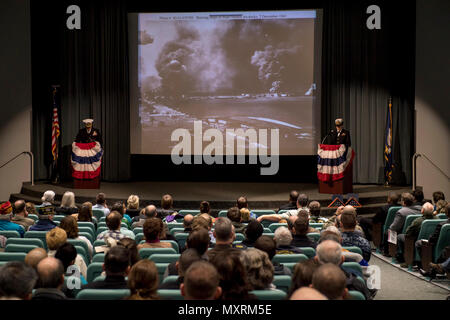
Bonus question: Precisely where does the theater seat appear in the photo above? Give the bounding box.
[272,254,308,264]
[92,253,105,263]
[149,253,180,264]
[166,223,184,230]
[161,275,179,286]
[307,233,320,242]
[0,230,21,239]
[5,244,38,253]
[155,263,170,284]
[0,252,27,262]
[272,275,292,293]
[157,289,184,300]
[433,224,450,262]
[268,223,287,233]
[138,247,177,259]
[76,289,130,300]
[86,262,104,282]
[24,231,48,250]
[250,289,287,300]
[342,246,363,256]
[299,247,316,258]
[174,233,189,249]
[5,238,44,248]
[347,290,366,300]
[92,210,105,222]
[161,240,179,253]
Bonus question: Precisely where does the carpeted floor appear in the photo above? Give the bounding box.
[370,254,449,300]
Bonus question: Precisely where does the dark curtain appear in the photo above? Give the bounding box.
[321,0,415,184]
[60,0,130,181]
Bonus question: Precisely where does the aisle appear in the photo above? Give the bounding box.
[371,255,449,300]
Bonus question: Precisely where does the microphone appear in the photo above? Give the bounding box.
[321,129,334,144]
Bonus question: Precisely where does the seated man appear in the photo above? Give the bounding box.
[289,211,317,249]
[0,201,25,237]
[277,190,299,212]
[29,205,58,232]
[289,287,327,300]
[315,240,371,299]
[257,194,309,223]
[236,196,257,219]
[182,214,194,233]
[389,192,422,234]
[227,207,246,234]
[159,248,201,289]
[131,205,157,228]
[25,247,48,270]
[110,202,132,228]
[11,200,35,231]
[137,217,172,250]
[241,220,263,248]
[319,229,368,266]
[340,206,371,262]
[0,261,38,300]
[255,235,291,276]
[274,226,303,254]
[157,194,177,219]
[311,263,348,300]
[207,218,242,261]
[181,260,222,300]
[92,192,110,216]
[97,211,135,240]
[32,257,67,300]
[82,246,130,290]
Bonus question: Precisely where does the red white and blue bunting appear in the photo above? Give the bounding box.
[317,144,354,182]
[71,141,103,179]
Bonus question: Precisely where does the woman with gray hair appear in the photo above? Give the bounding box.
[55,191,79,215]
[41,190,55,206]
[240,248,275,290]
[273,226,303,254]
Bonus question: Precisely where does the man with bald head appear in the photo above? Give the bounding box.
[290,287,328,300]
[183,214,194,232]
[311,263,348,300]
[131,204,157,228]
[25,248,48,270]
[11,200,35,231]
[32,257,67,300]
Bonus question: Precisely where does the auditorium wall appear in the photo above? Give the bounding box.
[0,0,32,201]
[415,0,450,199]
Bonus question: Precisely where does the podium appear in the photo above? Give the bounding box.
[317,144,354,194]
[71,141,103,189]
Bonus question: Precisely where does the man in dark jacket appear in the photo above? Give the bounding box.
[290,213,317,249]
[329,118,351,146]
[277,190,299,212]
[75,119,102,145]
[32,257,67,300]
[28,206,58,232]
[158,249,200,289]
[255,235,291,276]
[227,207,246,234]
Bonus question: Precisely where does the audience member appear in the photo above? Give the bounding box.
[92,193,110,216]
[311,263,348,300]
[55,191,79,215]
[255,235,291,276]
[208,218,241,260]
[59,215,93,258]
[308,201,326,223]
[209,249,254,300]
[46,227,87,279]
[159,248,201,289]
[41,190,55,206]
[137,217,172,250]
[288,259,320,297]
[274,226,303,254]
[77,202,96,228]
[111,201,132,227]
[29,205,57,232]
[82,246,130,289]
[319,230,367,265]
[433,199,448,216]
[26,202,37,216]
[240,208,253,223]
[323,206,345,230]
[32,257,67,300]
[117,238,140,267]
[126,194,141,218]
[240,248,275,290]
[340,206,371,262]
[11,200,35,231]
[432,191,445,206]
[181,261,222,300]
[127,260,159,300]
[97,211,135,240]
[237,196,257,219]
[257,194,309,223]
[157,194,176,218]
[389,192,421,233]
[227,206,246,234]
[0,201,25,237]
[0,261,37,300]
[56,243,88,297]
[199,201,211,215]
[359,191,400,241]
[182,214,194,233]
[199,213,215,242]
[412,189,425,206]
[289,287,327,300]
[131,205,157,228]
[242,220,263,248]
[25,248,48,270]
[278,190,299,212]
[289,211,317,249]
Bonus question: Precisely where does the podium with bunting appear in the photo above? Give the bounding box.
[317,144,355,194]
[71,141,103,189]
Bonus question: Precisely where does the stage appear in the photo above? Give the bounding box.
[11,181,411,217]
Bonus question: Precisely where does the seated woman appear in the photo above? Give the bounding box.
[127,259,159,300]
[75,202,97,228]
[137,218,172,250]
[55,191,79,215]
[240,248,275,290]
[59,215,93,259]
[126,195,141,219]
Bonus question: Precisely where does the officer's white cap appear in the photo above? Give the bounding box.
[335,118,344,126]
[82,119,94,124]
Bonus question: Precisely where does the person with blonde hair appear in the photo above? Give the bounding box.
[240,248,275,290]
[56,191,78,215]
[127,259,159,300]
[126,195,140,218]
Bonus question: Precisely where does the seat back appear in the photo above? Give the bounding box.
[347,290,365,300]
[5,244,38,253]
[92,253,105,263]
[5,237,44,248]
[417,219,447,240]
[283,262,297,272]
[28,214,39,222]
[93,239,106,248]
[436,213,447,220]
[166,223,184,230]
[155,263,170,284]
[52,215,66,222]
[277,210,288,215]
[218,210,228,218]
[307,233,320,242]
[76,289,130,300]
[170,228,185,236]
[252,210,276,217]
[343,246,363,255]
[77,222,95,232]
[99,216,106,223]
[0,252,27,262]
[138,247,177,259]
[402,214,422,233]
[149,253,180,264]
[434,224,450,262]
[250,289,287,300]
[342,262,363,276]
[68,239,90,258]
[178,210,200,215]
[74,245,89,265]
[133,227,143,235]
[79,232,94,244]
[174,233,189,249]
[272,254,308,264]
[272,275,292,293]
[161,275,179,286]
[92,210,105,221]
[161,240,179,253]
[235,233,245,242]
[86,262,104,282]
[78,227,95,238]
[382,206,402,237]
[263,228,272,234]
[24,231,48,250]
[96,227,108,236]
[0,230,21,239]
[135,233,144,244]
[309,223,324,230]
[157,289,184,300]
[300,247,316,258]
[269,223,287,233]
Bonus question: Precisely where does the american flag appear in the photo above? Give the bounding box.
[51,87,60,161]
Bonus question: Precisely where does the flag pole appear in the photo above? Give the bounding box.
[384,97,393,187]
